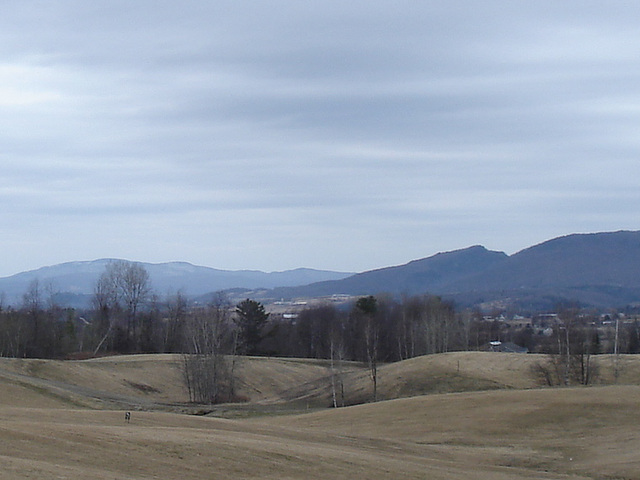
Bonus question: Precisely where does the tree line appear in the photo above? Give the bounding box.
[532,304,640,386]
[2,261,639,402]
[0,261,473,360]
[0,261,472,403]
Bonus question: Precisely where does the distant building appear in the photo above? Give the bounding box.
[532,313,559,328]
[484,341,529,354]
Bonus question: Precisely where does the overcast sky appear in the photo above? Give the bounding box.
[1,1,639,277]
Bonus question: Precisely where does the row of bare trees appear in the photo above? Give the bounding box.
[252,294,465,405]
[0,260,473,405]
[0,279,79,358]
[277,294,464,363]
[0,261,594,365]
[0,276,479,363]
[4,261,640,403]
[533,305,640,386]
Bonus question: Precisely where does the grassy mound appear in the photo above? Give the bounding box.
[3,352,640,410]
[1,352,640,478]
[1,385,639,479]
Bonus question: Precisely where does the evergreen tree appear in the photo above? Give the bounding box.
[235,299,269,355]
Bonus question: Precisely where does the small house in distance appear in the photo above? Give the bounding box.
[485,341,529,354]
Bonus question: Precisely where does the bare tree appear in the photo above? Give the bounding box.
[355,296,379,402]
[164,291,188,352]
[119,262,151,327]
[22,279,43,357]
[91,260,152,354]
[323,304,347,408]
[535,307,600,386]
[182,293,236,404]
[613,313,621,381]
[329,329,347,408]
[91,269,119,355]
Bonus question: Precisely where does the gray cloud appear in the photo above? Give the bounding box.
[1,1,640,276]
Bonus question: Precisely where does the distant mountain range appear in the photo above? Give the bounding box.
[2,230,640,311]
[0,260,353,308]
[266,230,640,310]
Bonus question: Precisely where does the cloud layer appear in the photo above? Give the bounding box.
[1,1,639,276]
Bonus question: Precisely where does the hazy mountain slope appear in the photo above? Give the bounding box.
[437,231,640,308]
[142,262,353,294]
[267,230,640,309]
[269,246,508,298]
[448,230,640,292]
[3,230,640,309]
[0,260,353,305]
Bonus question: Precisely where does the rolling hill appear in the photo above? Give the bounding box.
[1,352,640,479]
[8,385,640,480]
[3,351,640,411]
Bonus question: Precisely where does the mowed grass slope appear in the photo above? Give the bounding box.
[2,352,640,409]
[1,385,640,479]
[0,351,544,410]
[257,385,640,480]
[0,354,187,409]
[1,352,640,479]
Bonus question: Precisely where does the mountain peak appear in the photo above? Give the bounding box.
[270,230,640,309]
[0,261,353,307]
[2,230,640,310]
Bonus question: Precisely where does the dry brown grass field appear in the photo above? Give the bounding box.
[1,352,639,479]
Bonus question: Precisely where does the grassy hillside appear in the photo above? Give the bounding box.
[1,385,639,479]
[3,352,640,411]
[0,354,186,409]
[1,352,640,479]
[257,385,640,480]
